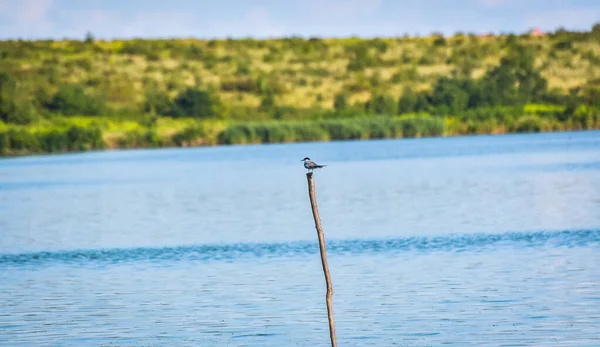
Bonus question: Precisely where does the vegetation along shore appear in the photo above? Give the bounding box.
[1,25,599,157]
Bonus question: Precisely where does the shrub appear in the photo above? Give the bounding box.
[172,124,205,146]
[118,129,163,148]
[396,117,445,138]
[259,91,276,111]
[66,125,105,150]
[47,84,106,116]
[320,120,366,140]
[513,115,544,133]
[363,118,394,138]
[6,129,40,152]
[218,124,257,145]
[346,43,377,72]
[39,130,69,152]
[143,87,172,116]
[289,123,329,142]
[366,93,397,115]
[0,72,39,124]
[333,93,348,112]
[170,87,222,119]
[398,86,417,114]
[0,131,9,154]
[572,105,599,130]
[217,121,331,145]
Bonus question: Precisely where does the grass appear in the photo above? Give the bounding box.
[4,106,598,157]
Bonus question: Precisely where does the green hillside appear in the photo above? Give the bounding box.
[1,25,600,156]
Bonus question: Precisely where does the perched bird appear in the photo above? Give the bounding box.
[302,157,326,173]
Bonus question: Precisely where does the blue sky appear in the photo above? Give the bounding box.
[1,0,599,40]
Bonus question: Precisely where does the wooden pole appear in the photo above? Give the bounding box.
[306,172,337,347]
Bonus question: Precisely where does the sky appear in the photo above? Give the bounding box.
[0,0,599,40]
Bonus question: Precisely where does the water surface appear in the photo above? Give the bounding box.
[1,131,599,346]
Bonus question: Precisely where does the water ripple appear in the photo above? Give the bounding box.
[2,229,598,267]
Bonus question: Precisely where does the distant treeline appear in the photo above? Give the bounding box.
[0,24,599,156]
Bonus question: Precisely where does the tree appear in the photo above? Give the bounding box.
[333,93,348,112]
[346,43,375,72]
[143,85,172,116]
[478,44,549,106]
[431,77,469,114]
[592,22,600,41]
[171,87,222,118]
[0,72,38,124]
[47,84,105,116]
[398,86,417,114]
[85,31,95,44]
[366,93,396,115]
[0,73,18,122]
[414,92,430,112]
[259,90,276,112]
[432,33,446,47]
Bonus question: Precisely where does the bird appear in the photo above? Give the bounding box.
[302,157,326,173]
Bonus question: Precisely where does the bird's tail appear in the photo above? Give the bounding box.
[315,165,326,168]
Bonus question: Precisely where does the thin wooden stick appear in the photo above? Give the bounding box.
[306,172,337,347]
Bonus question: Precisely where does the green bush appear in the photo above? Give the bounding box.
[170,87,222,119]
[513,115,544,133]
[217,121,331,145]
[66,125,105,150]
[259,91,276,111]
[572,105,599,129]
[217,124,257,144]
[366,93,397,115]
[320,120,366,140]
[0,72,39,124]
[143,87,172,116]
[255,124,293,143]
[398,86,417,114]
[363,118,395,138]
[289,123,329,142]
[118,129,163,148]
[0,131,9,154]
[216,115,446,146]
[333,93,348,112]
[39,129,69,152]
[346,43,378,72]
[47,84,106,116]
[172,124,205,146]
[37,126,105,152]
[6,129,40,152]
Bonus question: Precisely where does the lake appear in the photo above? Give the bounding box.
[1,131,599,346]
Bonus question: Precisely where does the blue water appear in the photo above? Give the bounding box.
[1,131,599,346]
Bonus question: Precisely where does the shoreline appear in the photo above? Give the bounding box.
[2,127,598,160]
